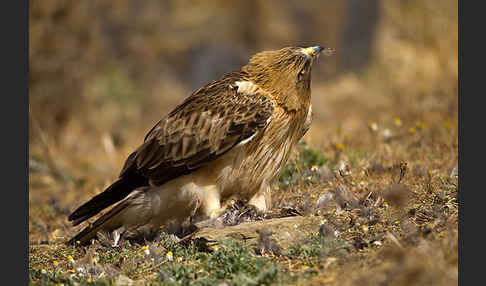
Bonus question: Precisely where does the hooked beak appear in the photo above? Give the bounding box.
[302,46,335,58]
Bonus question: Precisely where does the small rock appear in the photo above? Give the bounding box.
[367,163,386,175]
[256,228,281,256]
[318,165,334,182]
[318,223,335,239]
[316,192,334,210]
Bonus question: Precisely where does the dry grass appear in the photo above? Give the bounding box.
[29,1,457,285]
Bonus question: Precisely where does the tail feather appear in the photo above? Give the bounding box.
[68,174,148,226]
[67,200,130,245]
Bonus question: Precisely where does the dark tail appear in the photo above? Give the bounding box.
[68,174,148,226]
[67,199,130,245]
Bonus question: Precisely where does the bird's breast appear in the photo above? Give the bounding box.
[214,108,308,199]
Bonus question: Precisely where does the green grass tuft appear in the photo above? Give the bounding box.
[157,240,281,286]
[278,141,331,186]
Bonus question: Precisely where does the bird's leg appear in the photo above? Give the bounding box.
[210,197,238,218]
[248,192,267,212]
[248,184,271,212]
[190,185,224,227]
[191,196,241,229]
[199,186,223,219]
[191,206,228,229]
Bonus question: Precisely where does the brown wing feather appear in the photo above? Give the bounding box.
[122,71,274,185]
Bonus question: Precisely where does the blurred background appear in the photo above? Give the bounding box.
[29,0,457,216]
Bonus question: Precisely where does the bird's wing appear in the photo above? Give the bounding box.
[68,72,273,227]
[120,72,274,185]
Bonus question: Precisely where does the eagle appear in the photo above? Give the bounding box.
[68,45,332,245]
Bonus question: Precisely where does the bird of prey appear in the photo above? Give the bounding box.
[68,45,332,245]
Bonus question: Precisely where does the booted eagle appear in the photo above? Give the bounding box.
[68,45,332,245]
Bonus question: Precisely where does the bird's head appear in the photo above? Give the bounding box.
[243,45,334,111]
